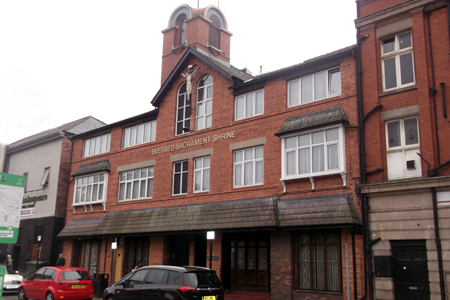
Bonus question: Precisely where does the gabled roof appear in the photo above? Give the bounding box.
[151,46,253,107]
[7,116,106,153]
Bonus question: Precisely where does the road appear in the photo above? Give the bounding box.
[2,294,102,300]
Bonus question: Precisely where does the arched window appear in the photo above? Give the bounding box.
[209,14,220,49]
[176,14,187,46]
[176,83,190,135]
[196,75,213,130]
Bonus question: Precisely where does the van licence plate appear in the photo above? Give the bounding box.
[71,285,86,289]
[202,297,216,300]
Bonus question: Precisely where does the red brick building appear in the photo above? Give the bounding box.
[356,0,450,299]
[59,4,364,299]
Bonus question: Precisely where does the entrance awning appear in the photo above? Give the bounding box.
[58,194,361,238]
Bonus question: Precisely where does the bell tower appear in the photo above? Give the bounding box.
[160,4,232,84]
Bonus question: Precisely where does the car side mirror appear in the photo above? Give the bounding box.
[127,281,134,288]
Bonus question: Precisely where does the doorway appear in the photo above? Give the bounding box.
[392,240,430,300]
[225,232,269,290]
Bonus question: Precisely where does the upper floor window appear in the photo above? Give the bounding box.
[173,160,188,195]
[118,167,154,201]
[83,133,111,157]
[194,156,210,192]
[123,120,156,148]
[288,68,341,107]
[209,14,221,49]
[234,146,263,188]
[176,14,187,46]
[73,173,107,205]
[196,75,213,130]
[176,83,190,135]
[282,126,344,179]
[235,89,264,120]
[386,117,421,179]
[381,31,415,91]
[41,167,50,186]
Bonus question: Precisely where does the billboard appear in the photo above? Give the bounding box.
[0,172,26,244]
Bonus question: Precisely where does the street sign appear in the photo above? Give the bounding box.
[0,172,26,244]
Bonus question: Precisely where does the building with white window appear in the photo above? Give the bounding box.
[356,0,450,299]
[58,4,364,300]
[2,116,105,272]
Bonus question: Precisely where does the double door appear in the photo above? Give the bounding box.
[230,234,269,288]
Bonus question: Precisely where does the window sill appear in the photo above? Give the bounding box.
[72,201,105,214]
[379,84,417,97]
[281,171,346,193]
[294,289,341,295]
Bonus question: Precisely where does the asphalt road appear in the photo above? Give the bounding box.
[1,294,103,300]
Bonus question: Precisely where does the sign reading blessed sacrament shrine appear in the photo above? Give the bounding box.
[152,130,236,155]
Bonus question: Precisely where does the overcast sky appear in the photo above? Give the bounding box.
[0,0,357,145]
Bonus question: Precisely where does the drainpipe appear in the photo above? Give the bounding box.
[425,11,446,300]
[356,22,370,300]
[425,11,441,165]
[431,188,445,300]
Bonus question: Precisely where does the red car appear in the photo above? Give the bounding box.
[18,266,93,300]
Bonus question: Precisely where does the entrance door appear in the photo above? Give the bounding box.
[114,247,124,283]
[392,240,430,300]
[229,233,269,289]
[169,235,190,266]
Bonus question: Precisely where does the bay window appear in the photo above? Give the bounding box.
[73,173,107,205]
[283,126,344,179]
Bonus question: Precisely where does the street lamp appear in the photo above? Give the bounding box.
[36,235,41,271]
[207,231,214,269]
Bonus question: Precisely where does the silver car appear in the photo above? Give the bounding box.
[2,265,23,294]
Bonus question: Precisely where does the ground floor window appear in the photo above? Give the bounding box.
[294,232,341,292]
[80,239,102,276]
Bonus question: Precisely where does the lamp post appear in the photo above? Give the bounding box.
[207,231,215,269]
[36,235,41,271]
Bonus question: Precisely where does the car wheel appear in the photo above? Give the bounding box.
[18,288,28,300]
[106,296,115,300]
[46,292,55,300]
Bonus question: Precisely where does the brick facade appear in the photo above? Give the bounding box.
[59,4,365,300]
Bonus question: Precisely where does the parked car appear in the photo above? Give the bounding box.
[18,266,93,300]
[102,265,224,300]
[2,266,23,294]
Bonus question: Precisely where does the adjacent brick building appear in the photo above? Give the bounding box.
[58,4,365,300]
[3,116,106,273]
[356,0,450,299]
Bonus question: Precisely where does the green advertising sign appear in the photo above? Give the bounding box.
[0,172,26,244]
[0,265,5,299]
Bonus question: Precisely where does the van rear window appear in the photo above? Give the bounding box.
[62,271,91,281]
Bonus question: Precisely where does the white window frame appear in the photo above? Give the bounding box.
[288,67,341,107]
[173,160,189,195]
[176,83,190,135]
[233,146,264,188]
[196,75,213,130]
[194,156,210,193]
[235,89,264,120]
[381,31,415,91]
[73,172,108,206]
[123,120,157,148]
[40,167,50,186]
[83,133,111,157]
[385,117,420,151]
[118,167,154,201]
[281,125,345,180]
